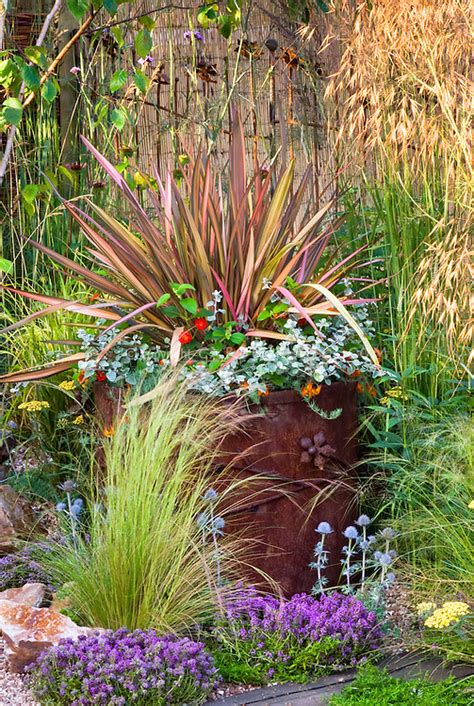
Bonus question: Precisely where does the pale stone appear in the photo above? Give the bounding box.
[0,599,92,672]
[0,583,46,608]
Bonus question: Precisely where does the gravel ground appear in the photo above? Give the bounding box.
[0,639,38,706]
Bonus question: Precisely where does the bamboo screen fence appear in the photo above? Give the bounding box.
[6,2,343,210]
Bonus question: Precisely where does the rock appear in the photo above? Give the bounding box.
[0,486,37,554]
[0,584,46,608]
[0,599,92,672]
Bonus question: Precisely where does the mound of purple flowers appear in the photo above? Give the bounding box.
[29,628,219,705]
[0,542,56,593]
[228,589,381,655]
[214,589,382,683]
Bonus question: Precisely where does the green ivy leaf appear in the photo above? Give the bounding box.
[67,0,90,21]
[21,64,41,90]
[110,107,126,130]
[157,293,171,307]
[181,298,198,315]
[134,29,152,58]
[3,97,23,127]
[41,78,58,102]
[21,184,40,203]
[161,305,181,318]
[24,46,48,69]
[230,332,245,344]
[170,283,196,297]
[218,14,232,39]
[109,69,127,93]
[111,26,124,48]
[138,16,156,30]
[0,59,15,87]
[133,69,149,95]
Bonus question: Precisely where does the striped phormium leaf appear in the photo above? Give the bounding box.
[1,111,378,381]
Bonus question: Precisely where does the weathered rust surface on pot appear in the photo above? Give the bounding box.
[217,383,358,597]
[93,382,124,430]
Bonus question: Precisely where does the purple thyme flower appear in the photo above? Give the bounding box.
[218,587,382,681]
[28,629,219,704]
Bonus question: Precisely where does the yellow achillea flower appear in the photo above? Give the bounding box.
[424,601,470,629]
[468,499,474,509]
[386,386,409,401]
[416,601,436,616]
[72,415,84,425]
[18,400,50,412]
[59,380,76,391]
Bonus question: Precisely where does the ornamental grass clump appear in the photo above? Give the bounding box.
[29,629,218,705]
[212,588,381,684]
[39,377,248,632]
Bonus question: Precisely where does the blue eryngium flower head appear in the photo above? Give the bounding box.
[59,480,76,494]
[212,516,225,531]
[316,522,333,535]
[56,502,66,512]
[355,514,371,527]
[343,526,359,540]
[377,552,393,566]
[380,527,396,540]
[203,488,218,503]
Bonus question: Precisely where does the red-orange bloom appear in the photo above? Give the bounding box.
[194,318,208,331]
[178,331,193,345]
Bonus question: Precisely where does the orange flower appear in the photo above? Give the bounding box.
[258,386,269,397]
[89,293,100,302]
[374,348,383,363]
[350,369,361,379]
[366,384,377,398]
[159,359,165,366]
[301,381,322,398]
[102,425,115,437]
[78,370,85,385]
[240,381,249,389]
[356,382,364,394]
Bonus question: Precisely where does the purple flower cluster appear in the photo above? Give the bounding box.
[0,543,56,593]
[29,628,218,705]
[224,588,382,665]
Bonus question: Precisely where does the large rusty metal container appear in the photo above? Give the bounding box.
[217,384,358,596]
[94,380,358,596]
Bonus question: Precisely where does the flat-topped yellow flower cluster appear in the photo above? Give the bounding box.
[18,400,50,412]
[423,601,470,629]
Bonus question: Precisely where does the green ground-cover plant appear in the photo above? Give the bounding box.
[38,376,254,633]
[329,664,472,706]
